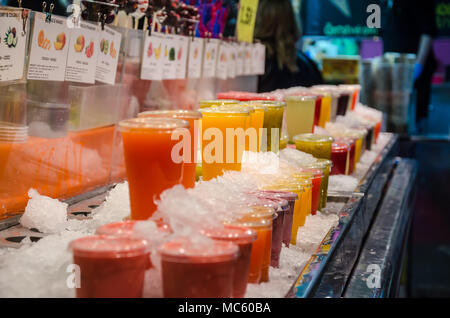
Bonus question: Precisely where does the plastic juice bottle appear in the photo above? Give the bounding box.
[241,103,266,152]
[70,235,150,298]
[248,101,285,152]
[199,99,240,109]
[290,172,314,220]
[285,96,316,142]
[202,225,257,298]
[229,218,272,284]
[200,108,249,181]
[297,168,323,215]
[119,118,189,220]
[138,110,202,189]
[312,92,332,128]
[159,238,239,298]
[293,133,334,160]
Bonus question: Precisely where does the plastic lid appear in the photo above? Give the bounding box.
[70,235,150,259]
[293,133,334,143]
[199,99,239,106]
[332,142,350,153]
[138,110,202,119]
[200,107,250,115]
[315,158,333,169]
[247,100,286,107]
[227,218,272,230]
[118,117,189,132]
[159,238,239,263]
[201,225,257,245]
[95,220,138,237]
[257,190,298,201]
[262,182,304,193]
[285,95,317,102]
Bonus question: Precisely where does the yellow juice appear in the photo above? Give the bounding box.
[285,96,316,142]
[318,95,332,128]
[199,99,239,109]
[201,108,249,181]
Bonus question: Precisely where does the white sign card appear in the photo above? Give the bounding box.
[187,37,204,79]
[243,43,252,75]
[27,12,71,81]
[95,26,122,85]
[141,32,164,81]
[235,42,245,77]
[216,41,228,80]
[228,42,236,79]
[161,34,178,80]
[202,38,219,78]
[0,8,27,82]
[175,35,189,79]
[65,21,100,83]
[255,42,266,75]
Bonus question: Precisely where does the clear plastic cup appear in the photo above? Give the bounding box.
[200,108,249,180]
[310,159,333,210]
[199,99,240,109]
[138,110,202,188]
[201,225,257,298]
[70,235,150,298]
[293,133,334,160]
[285,95,317,142]
[119,118,190,220]
[159,238,239,298]
[228,218,272,284]
[331,142,351,175]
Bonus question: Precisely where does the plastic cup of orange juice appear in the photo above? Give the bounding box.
[200,108,249,181]
[119,117,189,220]
[138,110,202,189]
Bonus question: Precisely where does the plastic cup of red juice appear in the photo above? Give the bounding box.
[257,190,298,248]
[70,235,150,298]
[331,142,350,175]
[159,238,239,298]
[201,225,257,298]
[96,220,172,237]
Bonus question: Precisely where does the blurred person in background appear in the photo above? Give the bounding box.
[254,0,323,93]
[382,0,437,132]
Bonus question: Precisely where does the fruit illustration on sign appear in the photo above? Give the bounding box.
[147,42,153,57]
[3,27,18,48]
[74,35,85,52]
[177,46,182,60]
[169,47,175,61]
[54,32,66,50]
[85,40,94,58]
[37,30,51,50]
[154,44,162,60]
[164,45,168,57]
[100,38,109,55]
[110,41,117,58]
[193,47,198,59]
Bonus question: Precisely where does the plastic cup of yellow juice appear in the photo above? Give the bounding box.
[199,99,240,109]
[285,96,316,142]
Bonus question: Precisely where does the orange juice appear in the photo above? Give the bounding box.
[119,118,189,220]
[201,108,249,181]
[138,110,202,189]
[241,103,266,152]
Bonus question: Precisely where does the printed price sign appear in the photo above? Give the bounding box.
[202,38,219,78]
[187,37,204,79]
[175,35,189,79]
[216,41,228,80]
[27,12,71,81]
[65,21,100,83]
[141,32,164,81]
[236,0,259,43]
[95,26,122,85]
[0,8,28,82]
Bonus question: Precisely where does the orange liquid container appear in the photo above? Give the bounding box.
[240,103,266,152]
[119,118,189,220]
[201,108,249,181]
[231,218,272,284]
[138,110,202,189]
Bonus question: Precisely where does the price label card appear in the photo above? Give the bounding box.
[228,43,236,79]
[256,42,266,75]
[235,43,245,77]
[187,37,204,79]
[27,12,71,81]
[236,0,259,43]
[216,41,228,80]
[162,34,178,80]
[175,35,189,79]
[65,21,100,83]
[0,8,28,82]
[141,32,164,81]
[95,26,122,85]
[202,38,219,78]
[243,43,252,75]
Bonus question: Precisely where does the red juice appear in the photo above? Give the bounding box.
[331,142,350,175]
[202,225,257,298]
[159,238,238,298]
[70,235,150,298]
[306,169,323,216]
[96,220,172,237]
